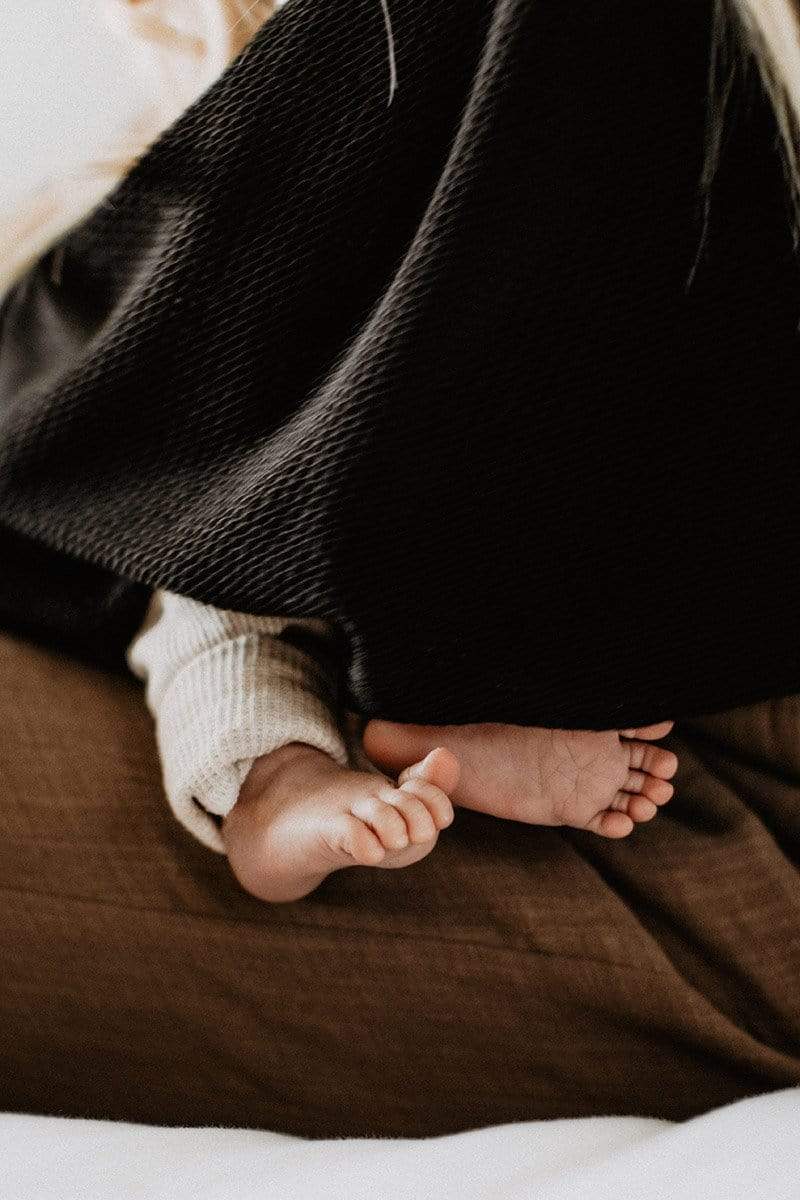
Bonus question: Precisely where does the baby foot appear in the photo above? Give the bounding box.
[222,742,460,903]
[362,719,678,839]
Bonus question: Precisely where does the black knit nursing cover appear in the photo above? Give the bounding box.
[1,0,800,727]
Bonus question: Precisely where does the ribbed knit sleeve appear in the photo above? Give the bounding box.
[126,590,350,852]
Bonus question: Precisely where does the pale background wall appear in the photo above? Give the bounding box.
[0,0,281,292]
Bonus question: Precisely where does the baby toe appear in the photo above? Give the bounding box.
[626,795,658,823]
[622,769,673,805]
[380,784,438,844]
[398,746,460,796]
[649,747,679,780]
[332,813,387,866]
[398,778,455,830]
[349,794,409,852]
[626,741,679,780]
[586,809,635,839]
[642,775,673,805]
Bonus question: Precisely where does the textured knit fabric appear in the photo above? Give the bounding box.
[2,0,800,729]
[126,590,351,850]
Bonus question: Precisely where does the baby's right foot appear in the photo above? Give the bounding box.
[363,718,678,840]
[222,742,460,903]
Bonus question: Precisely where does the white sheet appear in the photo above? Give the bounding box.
[2,1088,798,1199]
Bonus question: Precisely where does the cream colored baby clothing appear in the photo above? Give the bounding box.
[126,589,374,852]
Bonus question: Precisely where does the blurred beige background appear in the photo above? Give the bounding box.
[0,0,277,294]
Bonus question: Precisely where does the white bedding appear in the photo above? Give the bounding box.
[2,1088,798,1199]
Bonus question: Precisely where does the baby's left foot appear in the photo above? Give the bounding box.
[362,719,678,839]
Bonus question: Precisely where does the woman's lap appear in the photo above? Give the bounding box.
[1,631,799,1136]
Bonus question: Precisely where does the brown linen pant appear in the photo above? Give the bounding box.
[1,630,799,1138]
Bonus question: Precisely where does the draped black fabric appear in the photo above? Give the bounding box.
[1,0,800,728]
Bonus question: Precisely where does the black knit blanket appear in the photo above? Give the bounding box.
[1,0,799,726]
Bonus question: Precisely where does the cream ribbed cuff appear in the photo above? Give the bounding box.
[127,591,350,852]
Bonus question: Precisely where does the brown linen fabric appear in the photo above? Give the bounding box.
[1,630,798,1137]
